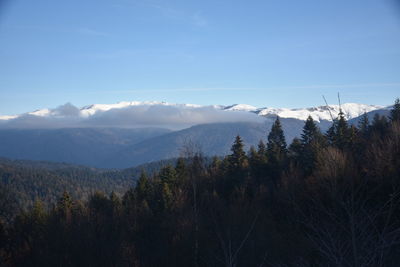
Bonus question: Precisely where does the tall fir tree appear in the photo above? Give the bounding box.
[358,112,370,137]
[327,110,350,150]
[136,171,150,201]
[266,117,287,189]
[159,165,177,186]
[228,135,248,170]
[299,116,324,175]
[267,117,287,160]
[370,113,389,137]
[390,98,400,123]
[301,116,322,145]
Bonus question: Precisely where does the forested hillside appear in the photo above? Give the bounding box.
[1,99,400,266]
[0,158,176,223]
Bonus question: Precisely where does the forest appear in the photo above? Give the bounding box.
[1,99,400,267]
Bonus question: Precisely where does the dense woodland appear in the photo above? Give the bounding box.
[0,158,175,220]
[1,99,400,266]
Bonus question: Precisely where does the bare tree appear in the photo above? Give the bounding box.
[292,147,400,267]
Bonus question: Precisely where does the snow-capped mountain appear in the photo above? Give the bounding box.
[254,103,384,122]
[0,101,389,168]
[0,101,384,124]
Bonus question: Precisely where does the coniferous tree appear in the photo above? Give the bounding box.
[222,135,248,196]
[159,165,177,186]
[267,117,287,158]
[288,137,302,159]
[175,158,187,184]
[136,171,150,201]
[390,98,400,123]
[358,112,370,138]
[327,110,350,150]
[257,140,266,156]
[228,135,248,170]
[266,117,287,188]
[301,116,321,145]
[298,116,324,175]
[370,113,389,137]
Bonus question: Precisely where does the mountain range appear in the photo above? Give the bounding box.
[0,101,389,168]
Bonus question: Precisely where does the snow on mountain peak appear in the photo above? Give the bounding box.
[0,101,385,125]
[223,104,258,112]
[256,103,383,122]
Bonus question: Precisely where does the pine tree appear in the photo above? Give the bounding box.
[301,116,320,145]
[175,158,187,184]
[326,110,350,150]
[370,114,389,137]
[288,137,302,160]
[228,135,248,170]
[257,140,266,156]
[335,110,350,149]
[161,183,173,211]
[299,116,325,175]
[266,117,287,189]
[159,165,177,186]
[358,112,370,137]
[136,171,150,201]
[390,98,400,123]
[267,117,287,160]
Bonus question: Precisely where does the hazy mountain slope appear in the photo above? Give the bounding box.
[104,119,330,168]
[0,128,170,167]
[348,107,391,125]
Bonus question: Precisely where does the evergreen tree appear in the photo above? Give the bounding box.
[136,171,150,201]
[390,98,400,123]
[370,114,389,137]
[159,165,177,186]
[358,112,370,137]
[301,116,320,145]
[266,117,287,189]
[299,116,324,175]
[257,140,266,156]
[288,137,302,160]
[335,110,350,149]
[267,117,287,160]
[326,110,350,150]
[175,158,187,184]
[228,135,248,170]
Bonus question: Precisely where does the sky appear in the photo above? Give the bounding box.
[0,0,400,115]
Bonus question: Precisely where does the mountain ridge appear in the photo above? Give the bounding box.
[0,101,385,127]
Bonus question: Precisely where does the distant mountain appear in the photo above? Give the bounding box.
[0,101,384,129]
[348,106,392,125]
[0,128,170,167]
[102,119,332,168]
[0,100,388,168]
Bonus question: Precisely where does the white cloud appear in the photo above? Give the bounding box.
[0,103,264,129]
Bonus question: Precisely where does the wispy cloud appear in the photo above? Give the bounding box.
[271,82,400,90]
[77,28,111,37]
[91,82,400,94]
[88,49,141,59]
[92,87,257,94]
[113,0,208,27]
[9,25,111,37]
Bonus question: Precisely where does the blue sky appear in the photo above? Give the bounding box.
[0,0,400,115]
